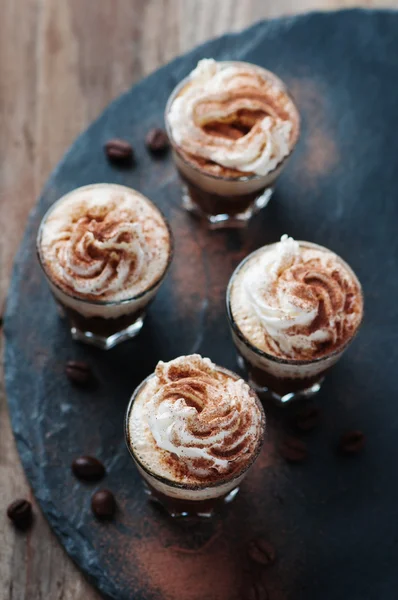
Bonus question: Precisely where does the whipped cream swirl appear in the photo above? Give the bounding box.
[145,355,263,481]
[167,59,298,176]
[39,185,171,302]
[234,236,363,359]
[52,215,146,298]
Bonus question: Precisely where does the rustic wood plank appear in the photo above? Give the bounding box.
[0,0,394,598]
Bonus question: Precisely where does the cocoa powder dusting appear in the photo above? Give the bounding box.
[247,440,276,475]
[289,79,339,187]
[132,529,239,600]
[263,249,362,360]
[169,209,208,325]
[174,69,299,179]
[169,208,251,345]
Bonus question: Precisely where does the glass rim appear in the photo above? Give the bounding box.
[36,183,174,307]
[226,241,364,367]
[164,60,300,183]
[124,364,266,491]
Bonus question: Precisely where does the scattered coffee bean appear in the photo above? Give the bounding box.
[104,138,134,164]
[245,581,269,600]
[7,499,33,530]
[145,128,169,153]
[294,406,320,432]
[91,489,116,519]
[72,456,105,481]
[248,537,276,567]
[65,360,92,385]
[339,430,365,455]
[279,436,307,463]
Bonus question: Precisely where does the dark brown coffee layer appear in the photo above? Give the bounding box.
[246,363,328,396]
[180,170,269,215]
[146,481,233,516]
[60,302,146,337]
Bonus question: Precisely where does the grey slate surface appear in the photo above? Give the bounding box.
[4,9,398,600]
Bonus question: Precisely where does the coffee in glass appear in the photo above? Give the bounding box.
[227,236,363,404]
[165,59,300,228]
[37,183,173,349]
[125,355,265,517]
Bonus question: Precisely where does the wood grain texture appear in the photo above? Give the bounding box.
[0,1,395,598]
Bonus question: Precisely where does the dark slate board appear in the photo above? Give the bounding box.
[4,9,398,600]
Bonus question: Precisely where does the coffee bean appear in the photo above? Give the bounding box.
[104,138,134,163]
[244,581,268,600]
[7,499,33,530]
[91,489,116,519]
[279,436,307,463]
[294,406,320,432]
[72,456,105,481]
[248,538,276,567]
[339,430,365,455]
[65,360,92,385]
[145,128,169,153]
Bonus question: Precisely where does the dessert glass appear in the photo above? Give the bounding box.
[165,61,300,229]
[124,365,266,518]
[226,242,364,405]
[36,185,173,350]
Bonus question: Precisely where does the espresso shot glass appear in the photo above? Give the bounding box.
[165,60,300,228]
[37,270,171,350]
[125,363,265,518]
[226,241,364,405]
[37,184,173,350]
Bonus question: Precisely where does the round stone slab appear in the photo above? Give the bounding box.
[5,9,398,600]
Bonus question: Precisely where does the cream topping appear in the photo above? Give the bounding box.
[39,184,171,302]
[129,355,264,484]
[167,59,298,176]
[230,236,363,360]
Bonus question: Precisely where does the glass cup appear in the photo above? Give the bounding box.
[226,243,364,405]
[165,61,300,229]
[124,366,266,518]
[36,185,173,350]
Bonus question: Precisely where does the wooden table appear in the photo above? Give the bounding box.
[0,1,394,598]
